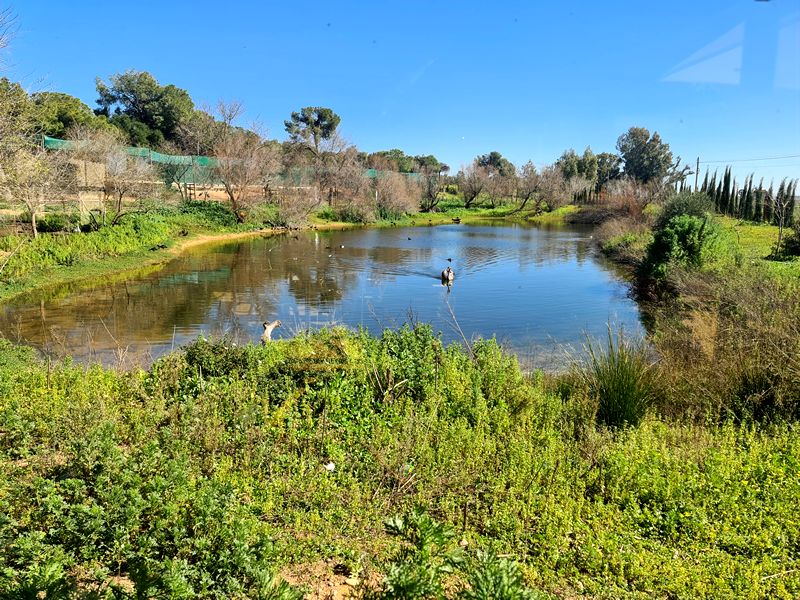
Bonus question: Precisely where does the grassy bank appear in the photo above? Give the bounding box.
[0,202,270,303]
[1,328,798,599]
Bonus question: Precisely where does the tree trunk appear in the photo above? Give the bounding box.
[31,211,38,239]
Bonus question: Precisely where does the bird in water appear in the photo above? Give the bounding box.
[261,320,281,344]
[441,266,455,282]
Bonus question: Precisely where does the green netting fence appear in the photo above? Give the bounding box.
[43,136,426,186]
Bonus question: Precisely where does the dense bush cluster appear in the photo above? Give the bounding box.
[641,192,723,281]
[1,327,798,598]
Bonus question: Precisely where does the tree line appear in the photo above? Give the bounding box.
[0,64,796,237]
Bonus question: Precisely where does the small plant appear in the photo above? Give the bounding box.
[580,328,658,428]
[461,551,539,600]
[370,509,465,599]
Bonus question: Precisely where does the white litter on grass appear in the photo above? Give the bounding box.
[324,462,336,472]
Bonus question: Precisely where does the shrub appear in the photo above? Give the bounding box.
[179,200,238,228]
[27,212,80,233]
[642,214,722,280]
[654,192,714,231]
[580,328,658,428]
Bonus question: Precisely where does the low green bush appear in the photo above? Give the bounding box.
[642,214,722,280]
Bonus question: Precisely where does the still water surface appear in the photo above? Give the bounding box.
[0,223,644,369]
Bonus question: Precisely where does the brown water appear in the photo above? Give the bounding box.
[0,222,644,369]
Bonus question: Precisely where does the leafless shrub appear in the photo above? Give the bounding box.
[374,172,420,218]
[603,178,655,219]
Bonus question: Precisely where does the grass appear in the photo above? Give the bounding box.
[580,328,658,428]
[0,203,267,303]
[0,328,798,598]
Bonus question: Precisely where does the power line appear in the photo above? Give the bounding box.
[699,154,800,164]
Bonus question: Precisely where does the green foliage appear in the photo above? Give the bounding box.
[372,510,465,599]
[96,70,194,147]
[0,205,246,287]
[284,106,341,152]
[580,328,658,428]
[1,326,799,599]
[25,211,80,233]
[462,552,542,600]
[654,191,714,230]
[30,91,108,138]
[616,127,673,183]
[476,151,515,178]
[643,214,722,280]
[179,200,239,228]
[596,151,622,190]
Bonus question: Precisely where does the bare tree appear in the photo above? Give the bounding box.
[419,164,445,212]
[103,150,157,224]
[769,179,798,255]
[0,145,75,237]
[318,133,364,205]
[68,127,158,225]
[603,178,655,218]
[484,171,516,209]
[0,7,16,63]
[213,130,264,222]
[512,161,543,213]
[457,163,489,208]
[374,172,421,218]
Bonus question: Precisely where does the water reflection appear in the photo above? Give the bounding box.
[0,223,643,370]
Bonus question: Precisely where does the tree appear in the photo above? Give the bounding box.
[476,151,515,178]
[374,172,421,218]
[284,106,341,204]
[419,164,445,212]
[556,149,580,180]
[95,71,194,146]
[770,178,798,254]
[284,107,340,156]
[457,162,489,208]
[512,161,543,213]
[212,127,278,222]
[0,145,74,237]
[0,78,35,155]
[368,148,417,173]
[557,147,598,184]
[579,147,598,183]
[31,92,107,138]
[596,152,622,191]
[616,127,674,184]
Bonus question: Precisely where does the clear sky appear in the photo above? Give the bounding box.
[5,0,800,182]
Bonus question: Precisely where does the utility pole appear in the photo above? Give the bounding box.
[695,156,700,191]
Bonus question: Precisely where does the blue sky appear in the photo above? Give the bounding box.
[5,0,800,182]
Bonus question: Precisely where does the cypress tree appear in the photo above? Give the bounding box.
[764,181,775,224]
[787,180,797,227]
[716,180,723,212]
[754,178,765,223]
[722,167,733,215]
[701,170,709,194]
[742,175,753,221]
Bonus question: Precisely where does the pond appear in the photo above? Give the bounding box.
[0,222,644,370]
